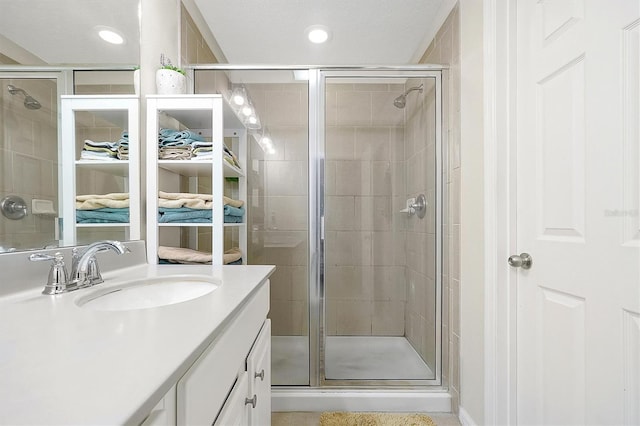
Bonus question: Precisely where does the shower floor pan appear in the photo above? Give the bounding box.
[272,335,433,385]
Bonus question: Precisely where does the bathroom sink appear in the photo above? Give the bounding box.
[75,276,220,311]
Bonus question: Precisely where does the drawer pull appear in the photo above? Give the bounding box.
[245,394,257,408]
[254,369,265,381]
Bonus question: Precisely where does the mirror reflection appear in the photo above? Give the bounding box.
[0,0,140,253]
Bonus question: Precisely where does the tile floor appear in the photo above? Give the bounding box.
[271,412,462,426]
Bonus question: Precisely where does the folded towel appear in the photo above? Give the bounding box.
[76,193,129,201]
[223,205,245,217]
[159,129,204,144]
[79,151,119,161]
[159,146,194,160]
[224,196,244,208]
[76,208,129,223]
[157,246,243,265]
[76,193,129,210]
[224,247,242,264]
[226,258,243,265]
[224,215,243,223]
[158,246,212,264]
[158,191,213,209]
[158,208,212,223]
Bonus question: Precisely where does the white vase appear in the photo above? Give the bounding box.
[133,69,140,95]
[156,69,186,95]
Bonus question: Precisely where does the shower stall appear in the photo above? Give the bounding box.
[197,66,445,409]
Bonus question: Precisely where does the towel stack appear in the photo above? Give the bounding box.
[80,131,129,161]
[157,246,243,265]
[76,193,129,223]
[223,143,241,169]
[158,128,212,160]
[157,191,245,224]
[158,191,212,223]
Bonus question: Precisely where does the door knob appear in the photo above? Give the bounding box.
[508,253,533,269]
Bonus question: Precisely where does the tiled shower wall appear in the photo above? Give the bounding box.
[420,4,461,413]
[324,83,407,337]
[246,82,309,336]
[403,77,438,369]
[0,78,58,250]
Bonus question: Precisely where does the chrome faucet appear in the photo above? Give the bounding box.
[29,240,129,295]
[71,240,130,287]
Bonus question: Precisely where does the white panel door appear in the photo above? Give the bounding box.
[516,1,640,425]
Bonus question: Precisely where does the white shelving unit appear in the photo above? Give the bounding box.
[60,95,140,246]
[146,95,248,265]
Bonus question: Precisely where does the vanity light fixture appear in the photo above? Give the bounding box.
[305,25,331,44]
[230,86,247,106]
[96,26,125,45]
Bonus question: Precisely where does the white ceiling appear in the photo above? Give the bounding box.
[0,0,448,66]
[0,0,139,65]
[192,0,447,65]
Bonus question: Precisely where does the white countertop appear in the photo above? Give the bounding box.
[0,263,274,425]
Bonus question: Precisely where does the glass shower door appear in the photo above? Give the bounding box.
[320,72,441,384]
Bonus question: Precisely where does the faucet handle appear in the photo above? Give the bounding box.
[29,252,69,295]
[85,256,103,286]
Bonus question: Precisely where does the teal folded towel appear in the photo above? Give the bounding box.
[158,208,212,223]
[76,208,129,223]
[223,205,245,217]
[224,215,243,223]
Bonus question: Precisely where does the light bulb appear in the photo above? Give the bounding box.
[242,105,253,116]
[248,116,258,124]
[98,28,124,45]
[232,94,245,106]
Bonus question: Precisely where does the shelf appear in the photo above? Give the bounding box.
[75,160,130,176]
[224,223,246,228]
[158,160,213,177]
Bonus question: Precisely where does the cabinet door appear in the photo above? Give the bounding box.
[247,320,271,426]
[140,385,176,426]
[214,372,250,426]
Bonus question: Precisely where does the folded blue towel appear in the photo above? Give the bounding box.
[223,205,245,217]
[76,208,129,223]
[224,215,243,223]
[158,208,212,223]
[159,128,204,143]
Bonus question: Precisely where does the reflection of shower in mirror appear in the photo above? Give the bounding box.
[7,84,42,110]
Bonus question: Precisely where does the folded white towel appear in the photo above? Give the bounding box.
[76,193,130,210]
[157,246,242,265]
[158,191,244,209]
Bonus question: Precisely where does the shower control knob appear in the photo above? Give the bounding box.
[508,253,533,270]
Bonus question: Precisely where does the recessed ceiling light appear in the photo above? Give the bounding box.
[305,25,331,44]
[96,27,125,45]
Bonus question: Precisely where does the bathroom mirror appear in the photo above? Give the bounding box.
[0,0,140,253]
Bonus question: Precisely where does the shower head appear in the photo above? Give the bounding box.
[393,84,424,109]
[7,84,42,110]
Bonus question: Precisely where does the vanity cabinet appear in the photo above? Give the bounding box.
[145,95,247,265]
[60,95,140,246]
[176,282,270,426]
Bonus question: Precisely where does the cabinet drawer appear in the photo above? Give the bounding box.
[176,282,269,426]
[247,320,271,426]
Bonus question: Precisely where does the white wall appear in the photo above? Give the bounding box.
[459,0,485,423]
